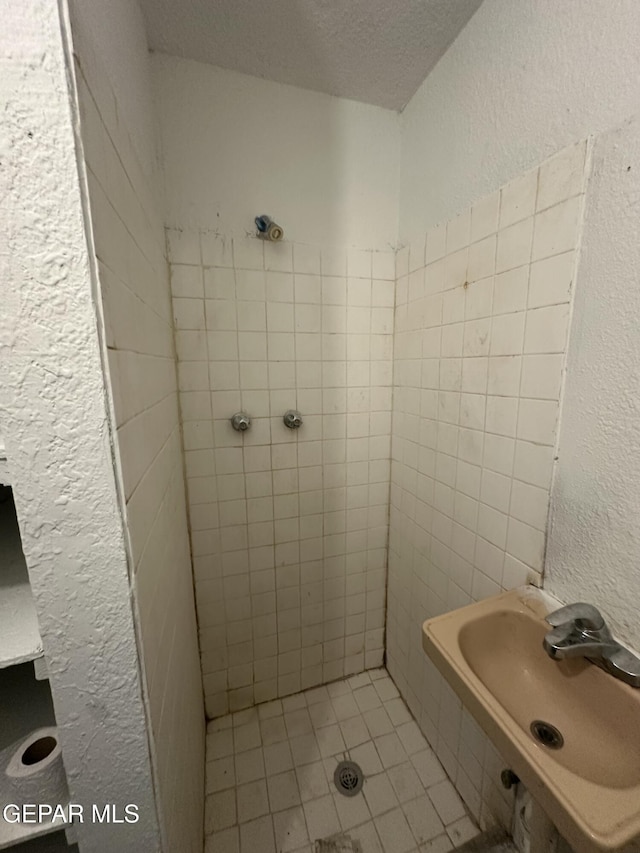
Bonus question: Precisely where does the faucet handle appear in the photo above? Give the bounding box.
[546,602,605,631]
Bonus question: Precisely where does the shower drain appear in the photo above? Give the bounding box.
[333,761,364,797]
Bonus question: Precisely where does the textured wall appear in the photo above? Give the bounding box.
[399,0,640,243]
[169,231,392,716]
[0,2,161,850]
[67,1,205,849]
[153,55,400,249]
[546,118,640,650]
[387,144,588,829]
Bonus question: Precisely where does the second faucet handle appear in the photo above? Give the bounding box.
[283,410,303,429]
[545,602,605,631]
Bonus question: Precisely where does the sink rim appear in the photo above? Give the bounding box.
[422,587,640,853]
[457,606,640,789]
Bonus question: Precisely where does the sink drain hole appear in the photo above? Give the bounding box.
[530,720,564,750]
[334,760,364,797]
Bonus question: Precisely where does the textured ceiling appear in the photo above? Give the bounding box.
[139,0,483,111]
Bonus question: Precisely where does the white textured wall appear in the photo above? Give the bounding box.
[0,2,161,850]
[67,1,205,849]
[399,0,640,243]
[545,118,640,650]
[153,55,400,249]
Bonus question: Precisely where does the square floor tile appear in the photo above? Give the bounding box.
[205,826,239,853]
[303,794,341,841]
[234,708,258,727]
[283,694,307,712]
[333,790,371,831]
[403,795,444,845]
[362,773,398,817]
[332,693,360,720]
[387,762,424,803]
[364,707,394,738]
[290,733,321,766]
[354,685,382,713]
[427,780,466,825]
[297,761,330,802]
[235,720,262,753]
[373,677,400,702]
[264,740,293,775]
[267,770,301,812]
[309,700,338,729]
[258,700,283,720]
[349,741,383,776]
[351,820,384,853]
[375,732,407,768]
[363,772,399,817]
[273,806,309,852]
[237,779,269,824]
[327,680,351,698]
[411,750,447,789]
[260,716,288,745]
[316,724,346,757]
[374,807,416,853]
[240,815,275,853]
[446,816,477,847]
[384,698,412,726]
[208,729,234,759]
[207,756,236,793]
[339,715,370,748]
[285,708,313,737]
[205,790,236,833]
[397,721,428,756]
[235,747,265,784]
[348,673,371,690]
[418,833,453,852]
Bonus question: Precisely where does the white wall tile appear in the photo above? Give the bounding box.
[387,143,587,835]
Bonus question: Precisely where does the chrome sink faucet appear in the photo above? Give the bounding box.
[543,602,640,687]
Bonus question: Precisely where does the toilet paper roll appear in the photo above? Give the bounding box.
[3,727,68,804]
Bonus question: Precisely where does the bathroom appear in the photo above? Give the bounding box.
[2,1,640,851]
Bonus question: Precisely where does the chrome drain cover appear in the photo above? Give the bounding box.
[530,720,564,749]
[334,760,364,797]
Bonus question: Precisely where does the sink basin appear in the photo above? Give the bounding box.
[422,587,640,852]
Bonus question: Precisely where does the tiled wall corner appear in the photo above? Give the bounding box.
[169,232,396,717]
[386,140,590,829]
[72,32,204,853]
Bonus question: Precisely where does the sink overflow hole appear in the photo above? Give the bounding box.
[334,760,364,797]
[530,720,564,750]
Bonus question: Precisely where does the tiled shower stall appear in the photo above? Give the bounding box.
[12,2,640,852]
[169,233,395,716]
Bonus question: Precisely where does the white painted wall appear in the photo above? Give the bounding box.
[399,0,640,243]
[545,118,640,649]
[64,0,157,173]
[153,54,400,249]
[0,2,161,850]
[66,1,205,849]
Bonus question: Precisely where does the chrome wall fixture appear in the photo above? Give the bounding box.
[230,412,251,432]
[283,410,303,429]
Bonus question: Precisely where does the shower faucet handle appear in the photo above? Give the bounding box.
[231,412,251,432]
[283,410,303,429]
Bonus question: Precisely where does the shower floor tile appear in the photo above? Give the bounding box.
[205,668,477,853]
